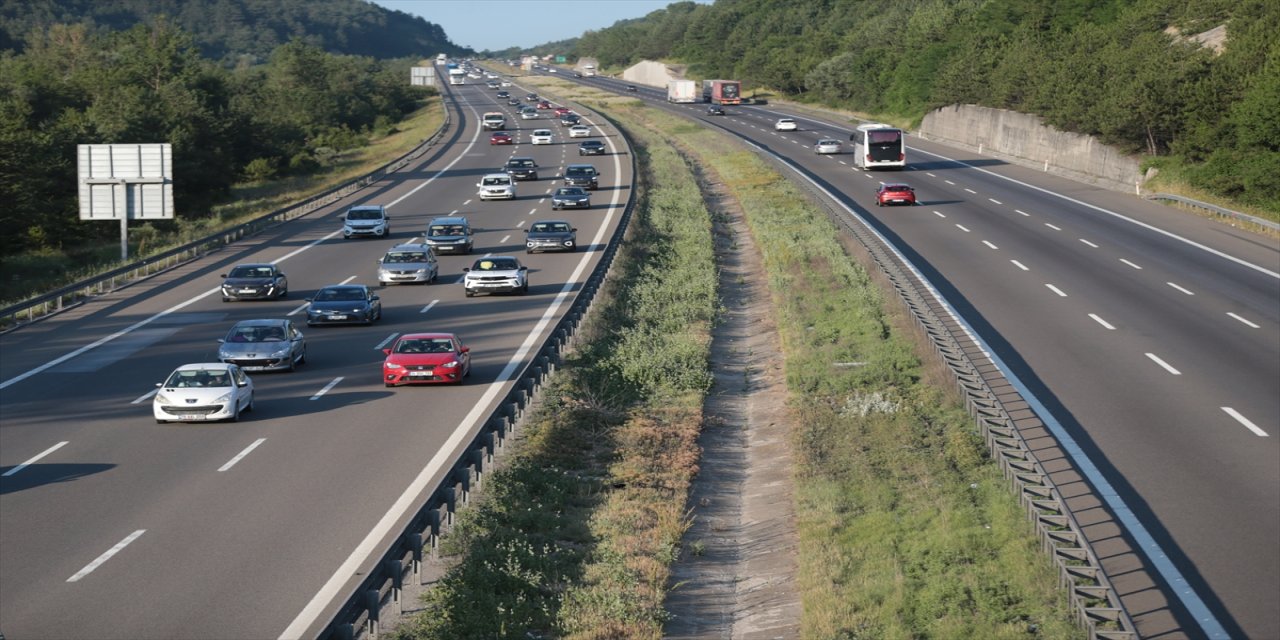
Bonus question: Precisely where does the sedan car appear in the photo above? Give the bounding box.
[377,243,439,285]
[520,108,540,120]
[217,319,306,372]
[382,333,471,386]
[526,220,578,253]
[463,256,528,296]
[625,84,637,92]
[490,131,513,145]
[563,164,599,190]
[554,107,572,117]
[530,129,553,145]
[559,114,581,127]
[507,97,522,106]
[578,140,606,156]
[525,92,539,101]
[706,105,725,116]
[876,183,917,206]
[153,363,253,423]
[568,124,591,138]
[504,156,539,180]
[477,173,517,200]
[221,263,288,302]
[550,187,591,210]
[305,284,382,326]
[814,138,842,154]
[774,118,798,131]
[496,90,510,98]
[536,100,552,110]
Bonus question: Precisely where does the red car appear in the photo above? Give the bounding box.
[876,183,917,206]
[553,107,572,117]
[382,333,471,386]
[536,100,552,110]
[490,131,513,145]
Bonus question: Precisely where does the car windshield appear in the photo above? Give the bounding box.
[384,252,426,263]
[166,369,233,388]
[473,258,519,271]
[568,167,595,176]
[483,177,509,186]
[394,338,455,354]
[555,188,583,196]
[508,159,534,167]
[227,325,286,342]
[228,266,273,278]
[348,209,382,220]
[315,288,364,302]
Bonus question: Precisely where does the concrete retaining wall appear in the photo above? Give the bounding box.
[917,104,1146,193]
[622,60,683,88]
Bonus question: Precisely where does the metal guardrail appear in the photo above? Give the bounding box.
[315,96,639,640]
[1145,193,1279,231]
[0,97,453,332]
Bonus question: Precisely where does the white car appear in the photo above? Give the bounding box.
[774,118,798,131]
[520,109,539,120]
[530,129,553,145]
[463,255,529,296]
[814,138,842,154]
[477,173,517,200]
[500,80,512,87]
[568,124,591,138]
[153,363,254,423]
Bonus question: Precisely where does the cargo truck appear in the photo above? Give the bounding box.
[702,79,742,105]
[666,80,698,103]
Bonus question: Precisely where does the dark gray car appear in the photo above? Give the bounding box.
[217,319,306,372]
[563,164,599,190]
[578,140,606,156]
[504,157,539,181]
[550,187,591,210]
[525,220,578,253]
[220,263,288,301]
[305,285,382,326]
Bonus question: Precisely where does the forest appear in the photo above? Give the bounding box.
[573,0,1279,211]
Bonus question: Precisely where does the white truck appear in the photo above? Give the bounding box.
[666,80,698,103]
[448,68,465,85]
[482,112,506,130]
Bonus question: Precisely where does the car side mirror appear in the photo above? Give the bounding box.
[219,274,227,278]
[460,346,470,353]
[371,295,380,301]
[304,298,312,302]
[519,266,528,271]
[571,227,578,232]
[156,382,163,388]
[463,267,471,272]
[523,230,530,234]
[217,338,225,344]
[382,348,391,355]
[476,183,482,187]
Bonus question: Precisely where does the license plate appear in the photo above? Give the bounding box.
[179,414,200,421]
[409,370,433,377]
[240,288,257,293]
[329,314,348,320]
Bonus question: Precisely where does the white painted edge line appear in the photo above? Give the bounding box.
[1120,258,1143,270]
[1226,312,1260,328]
[1089,313,1116,330]
[67,529,145,582]
[982,240,998,250]
[1222,407,1268,437]
[1011,260,1029,271]
[374,334,398,350]
[278,106,627,640]
[1145,353,1182,375]
[1079,239,1099,248]
[218,438,266,472]
[310,377,344,401]
[131,389,159,405]
[1046,284,1068,297]
[1167,282,1195,295]
[420,300,440,315]
[3,441,69,476]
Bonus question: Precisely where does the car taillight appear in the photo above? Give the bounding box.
[899,153,905,161]
[866,155,872,163]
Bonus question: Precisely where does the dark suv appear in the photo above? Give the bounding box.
[503,157,539,181]
[563,164,599,190]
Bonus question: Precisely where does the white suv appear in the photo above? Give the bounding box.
[343,205,390,239]
[477,173,516,200]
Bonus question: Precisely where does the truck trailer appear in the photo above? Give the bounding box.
[702,79,742,105]
[666,80,698,103]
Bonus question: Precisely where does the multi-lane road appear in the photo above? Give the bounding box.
[0,73,632,638]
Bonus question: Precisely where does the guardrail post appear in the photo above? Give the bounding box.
[408,532,424,583]
[365,588,380,639]
[386,558,403,614]
[333,622,355,640]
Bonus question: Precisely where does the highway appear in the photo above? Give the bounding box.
[549,71,1280,639]
[0,71,633,639]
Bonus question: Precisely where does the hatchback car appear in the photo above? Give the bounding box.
[504,157,539,181]
[814,139,842,154]
[220,263,288,302]
[490,131,513,145]
[706,105,725,116]
[343,204,390,239]
[305,285,382,326]
[525,92,538,101]
[520,108,540,120]
[526,220,578,253]
[382,333,471,386]
[550,187,591,210]
[217,319,306,372]
[377,243,439,285]
[876,183,917,206]
[463,256,529,296]
[568,124,591,138]
[530,129,553,145]
[563,164,600,190]
[153,363,253,423]
[536,100,552,110]
[424,216,473,254]
[578,140,606,156]
[774,118,798,131]
[559,114,581,127]
[554,107,572,117]
[496,90,510,98]
[477,173,517,200]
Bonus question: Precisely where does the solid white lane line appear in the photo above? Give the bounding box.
[1046,284,1068,297]
[1222,408,1268,437]
[1011,260,1029,271]
[3,441,69,477]
[1120,259,1143,270]
[1089,314,1117,330]
[964,188,976,194]
[955,224,971,233]
[218,438,266,472]
[67,530,146,582]
[982,240,998,250]
[1145,353,1181,375]
[1079,239,1099,248]
[1226,312,1260,328]
[374,334,399,350]
[420,300,439,314]
[1167,282,1195,295]
[310,377,344,400]
[989,198,1002,205]
[500,235,510,243]
[933,210,945,218]
[1045,223,1062,231]
[131,389,159,405]
[1014,209,1030,217]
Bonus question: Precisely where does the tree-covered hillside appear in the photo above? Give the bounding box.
[573,0,1279,211]
[0,0,471,61]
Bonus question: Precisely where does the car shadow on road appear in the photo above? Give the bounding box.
[1,463,115,495]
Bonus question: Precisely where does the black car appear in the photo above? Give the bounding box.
[559,114,581,127]
[625,85,637,92]
[221,263,288,301]
[496,90,510,98]
[503,157,539,181]
[707,105,725,116]
[507,97,521,106]
[563,164,599,190]
[550,187,591,210]
[525,92,538,101]
[578,140,606,156]
[525,220,578,253]
[305,284,382,326]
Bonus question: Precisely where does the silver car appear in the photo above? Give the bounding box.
[217,319,306,372]
[814,139,842,154]
[378,243,439,285]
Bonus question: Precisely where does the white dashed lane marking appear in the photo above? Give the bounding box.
[1145,353,1181,375]
[67,530,146,582]
[1227,312,1260,328]
[2,441,69,477]
[1046,284,1068,297]
[1089,314,1117,330]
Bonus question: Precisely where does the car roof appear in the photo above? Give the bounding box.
[398,332,456,341]
[580,140,604,144]
[428,216,468,225]
[349,205,384,211]
[567,163,596,169]
[388,243,432,251]
[882,183,913,189]
[318,284,367,291]
[533,129,551,133]
[231,318,288,328]
[481,172,512,179]
[507,156,534,162]
[174,362,234,372]
[231,262,273,269]
[533,219,573,225]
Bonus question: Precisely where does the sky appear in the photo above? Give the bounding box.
[369,0,707,52]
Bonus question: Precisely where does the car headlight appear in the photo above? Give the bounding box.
[214,393,231,404]
[415,269,427,274]
[385,362,404,370]
[218,350,231,360]
[271,348,290,358]
[156,392,173,404]
[442,359,459,368]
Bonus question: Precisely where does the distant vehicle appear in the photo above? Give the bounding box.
[496,90,510,98]
[702,79,741,105]
[706,104,725,116]
[482,111,506,130]
[876,183,917,206]
[490,131,513,145]
[563,164,599,190]
[554,106,572,117]
[463,256,529,297]
[437,53,448,63]
[536,100,552,110]
[382,333,471,386]
[486,80,500,89]
[568,124,591,138]
[154,363,254,423]
[504,156,539,181]
[520,108,540,120]
[774,118,798,131]
[220,263,288,301]
[851,124,906,170]
[559,114,581,127]
[424,216,473,254]
[377,243,439,285]
[530,129,553,145]
[667,80,698,103]
[525,92,538,101]
[526,219,578,253]
[217,319,306,372]
[578,140,606,156]
[306,285,382,326]
[343,204,390,239]
[625,84,637,92]
[814,138,842,154]
[448,68,465,85]
[550,187,590,211]
[507,97,522,106]
[477,173,517,200]
[581,64,596,76]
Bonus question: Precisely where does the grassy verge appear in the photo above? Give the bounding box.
[0,98,444,306]
[394,97,716,639]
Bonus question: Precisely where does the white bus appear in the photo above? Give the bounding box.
[850,124,905,170]
[448,68,465,85]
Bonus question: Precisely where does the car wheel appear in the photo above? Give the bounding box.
[156,419,167,424]
[465,289,474,298]
[298,348,306,365]
[245,393,255,413]
[385,382,395,388]
[286,354,296,372]
[229,405,241,423]
[522,281,529,294]
[279,287,287,298]
[222,296,231,302]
